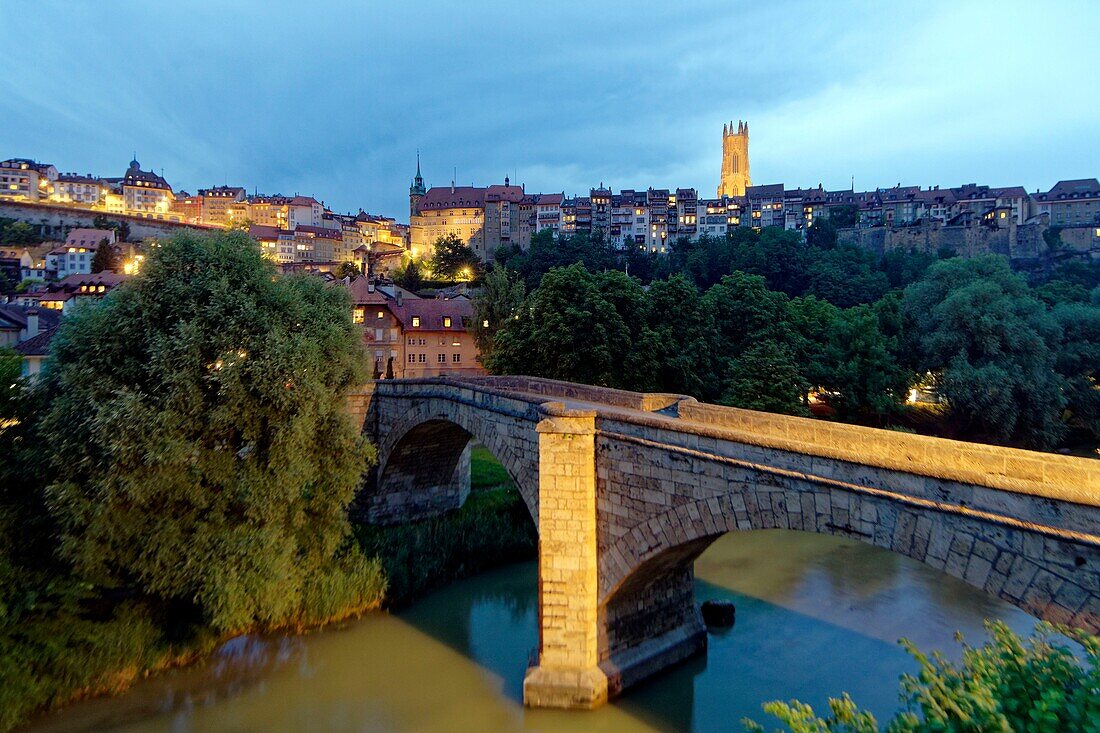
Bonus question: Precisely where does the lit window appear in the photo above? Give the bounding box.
[376,310,385,319]
[443,316,452,328]
[482,319,489,328]
[411,316,420,327]
[353,307,365,324]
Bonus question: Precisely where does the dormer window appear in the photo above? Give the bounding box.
[443,317,452,328]
[412,316,421,328]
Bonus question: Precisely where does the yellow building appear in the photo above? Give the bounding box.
[717,120,751,198]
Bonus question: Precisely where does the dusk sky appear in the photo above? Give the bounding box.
[3,0,1098,220]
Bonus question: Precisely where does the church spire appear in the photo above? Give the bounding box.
[410,150,425,196]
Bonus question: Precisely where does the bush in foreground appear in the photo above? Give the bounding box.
[744,620,1100,732]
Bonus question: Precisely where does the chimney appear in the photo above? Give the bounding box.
[395,290,403,307]
[25,308,39,340]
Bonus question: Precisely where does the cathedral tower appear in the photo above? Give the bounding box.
[409,151,426,220]
[717,120,751,198]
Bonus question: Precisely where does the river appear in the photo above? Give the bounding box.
[25,529,1041,732]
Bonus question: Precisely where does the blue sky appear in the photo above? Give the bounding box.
[2,0,1098,219]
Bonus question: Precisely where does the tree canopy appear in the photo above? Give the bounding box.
[429,233,481,281]
[39,229,382,632]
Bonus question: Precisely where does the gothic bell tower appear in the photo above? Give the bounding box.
[409,151,426,220]
[717,120,751,198]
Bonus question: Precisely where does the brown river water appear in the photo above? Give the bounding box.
[24,530,1040,732]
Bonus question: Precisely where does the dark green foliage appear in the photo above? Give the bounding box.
[828,204,859,228]
[40,229,383,632]
[817,305,908,418]
[805,246,890,308]
[90,239,117,273]
[728,227,810,295]
[429,233,481,281]
[744,621,1100,733]
[646,275,718,398]
[486,264,638,388]
[0,219,37,245]
[507,229,617,290]
[879,248,938,289]
[805,218,838,250]
[473,266,525,354]
[393,258,424,292]
[903,256,1067,448]
[720,341,807,415]
[1052,302,1100,439]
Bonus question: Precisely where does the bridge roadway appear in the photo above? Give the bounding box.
[349,376,1100,710]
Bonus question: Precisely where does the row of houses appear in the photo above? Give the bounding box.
[1,156,409,269]
[409,164,1100,260]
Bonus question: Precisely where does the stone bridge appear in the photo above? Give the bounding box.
[349,376,1100,710]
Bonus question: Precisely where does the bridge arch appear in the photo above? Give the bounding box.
[597,457,1100,660]
[366,393,540,524]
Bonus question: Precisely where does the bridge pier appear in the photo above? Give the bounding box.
[523,408,609,709]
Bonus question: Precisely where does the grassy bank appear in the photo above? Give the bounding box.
[2,446,533,731]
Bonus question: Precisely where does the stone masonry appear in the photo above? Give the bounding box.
[354,376,1100,710]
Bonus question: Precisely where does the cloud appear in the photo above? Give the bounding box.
[1,0,1097,218]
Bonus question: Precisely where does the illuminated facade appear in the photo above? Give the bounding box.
[717,120,751,198]
[120,158,175,216]
[0,158,57,202]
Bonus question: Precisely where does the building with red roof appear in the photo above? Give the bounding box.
[339,275,483,379]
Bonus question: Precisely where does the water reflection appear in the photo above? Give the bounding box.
[24,530,1042,733]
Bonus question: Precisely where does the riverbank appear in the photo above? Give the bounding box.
[3,447,534,732]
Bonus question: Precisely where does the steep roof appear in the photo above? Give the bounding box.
[1036,179,1100,200]
[14,327,56,356]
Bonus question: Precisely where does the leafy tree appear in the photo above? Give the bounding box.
[0,270,12,296]
[805,218,838,250]
[332,261,361,280]
[39,229,382,632]
[704,271,793,358]
[393,258,423,292]
[593,269,659,391]
[646,275,718,398]
[429,233,481,281]
[805,245,890,308]
[786,295,841,400]
[818,305,907,419]
[879,248,938,289]
[903,256,1066,448]
[0,220,36,245]
[509,229,617,290]
[729,227,809,296]
[90,238,117,273]
[744,621,1100,733]
[1052,301,1100,439]
[828,204,859,228]
[487,264,634,387]
[473,266,525,355]
[720,341,807,415]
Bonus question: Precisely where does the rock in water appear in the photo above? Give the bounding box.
[701,600,735,628]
